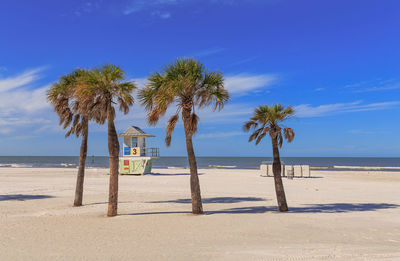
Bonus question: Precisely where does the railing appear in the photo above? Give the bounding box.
[142,147,160,157]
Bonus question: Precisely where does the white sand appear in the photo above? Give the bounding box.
[1,167,400,260]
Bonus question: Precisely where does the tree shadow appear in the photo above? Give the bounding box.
[261,176,323,179]
[289,203,400,213]
[207,203,400,214]
[0,194,54,202]
[148,197,267,204]
[85,201,135,206]
[146,173,204,176]
[121,211,192,216]
[122,203,399,216]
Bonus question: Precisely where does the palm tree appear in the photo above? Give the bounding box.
[81,64,136,217]
[139,58,229,214]
[47,69,93,207]
[243,104,295,212]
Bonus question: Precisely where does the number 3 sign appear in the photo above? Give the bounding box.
[131,147,140,156]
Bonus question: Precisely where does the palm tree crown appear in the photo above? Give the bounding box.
[243,104,295,146]
[78,64,136,123]
[139,58,229,145]
[47,69,93,137]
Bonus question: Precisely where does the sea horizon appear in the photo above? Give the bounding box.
[1,156,399,170]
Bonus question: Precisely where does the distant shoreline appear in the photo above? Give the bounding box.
[1,165,400,172]
[0,156,399,170]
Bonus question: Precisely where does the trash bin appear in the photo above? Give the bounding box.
[287,167,294,180]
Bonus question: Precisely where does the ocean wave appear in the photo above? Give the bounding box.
[60,163,77,168]
[208,165,237,169]
[0,163,33,168]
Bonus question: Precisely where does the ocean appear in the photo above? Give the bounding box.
[0,156,399,170]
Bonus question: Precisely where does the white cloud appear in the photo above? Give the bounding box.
[294,101,400,118]
[0,68,43,93]
[0,128,12,134]
[0,67,51,132]
[354,83,400,93]
[74,1,101,16]
[131,77,148,88]
[122,0,263,17]
[348,129,376,135]
[0,85,50,116]
[124,0,180,15]
[197,103,253,123]
[344,79,400,93]
[224,73,277,95]
[197,131,244,138]
[151,11,171,19]
[190,47,225,58]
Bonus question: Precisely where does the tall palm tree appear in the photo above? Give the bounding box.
[139,58,229,214]
[47,69,93,207]
[243,104,295,212]
[81,64,136,217]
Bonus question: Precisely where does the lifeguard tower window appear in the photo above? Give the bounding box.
[132,137,138,147]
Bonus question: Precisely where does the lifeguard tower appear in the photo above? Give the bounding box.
[118,126,159,175]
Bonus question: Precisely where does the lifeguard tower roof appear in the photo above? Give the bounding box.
[118,126,155,137]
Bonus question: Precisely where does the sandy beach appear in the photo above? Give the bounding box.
[1,167,400,260]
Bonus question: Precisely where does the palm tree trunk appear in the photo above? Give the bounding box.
[271,135,288,212]
[73,117,88,207]
[107,106,120,217]
[182,110,203,214]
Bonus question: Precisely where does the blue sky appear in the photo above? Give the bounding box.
[0,0,399,157]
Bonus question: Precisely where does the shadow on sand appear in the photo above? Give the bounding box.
[122,202,399,216]
[146,172,204,176]
[148,196,267,204]
[208,203,400,214]
[0,194,54,201]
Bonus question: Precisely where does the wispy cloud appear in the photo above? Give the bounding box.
[122,0,264,18]
[124,0,180,15]
[190,47,226,58]
[348,129,377,135]
[0,67,52,132]
[294,101,400,118]
[74,1,102,16]
[354,83,400,92]
[225,73,277,95]
[197,131,244,138]
[197,103,253,123]
[0,68,44,93]
[344,79,400,93]
[151,10,171,19]
[229,57,258,66]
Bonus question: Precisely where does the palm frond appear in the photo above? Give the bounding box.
[249,127,263,142]
[188,112,199,135]
[165,114,179,146]
[284,128,295,142]
[243,120,258,131]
